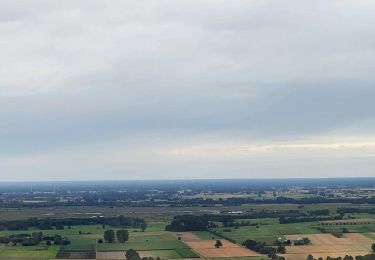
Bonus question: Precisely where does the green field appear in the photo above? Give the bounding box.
[0,203,373,221]
[175,248,200,258]
[0,245,59,260]
[0,203,373,259]
[192,231,220,240]
[212,218,322,245]
[148,248,199,259]
[149,250,182,259]
[97,233,188,251]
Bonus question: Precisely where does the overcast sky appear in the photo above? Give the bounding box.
[1,0,375,181]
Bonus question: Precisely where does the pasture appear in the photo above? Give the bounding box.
[211,218,321,245]
[0,245,59,260]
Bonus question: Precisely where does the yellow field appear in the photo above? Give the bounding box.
[283,233,374,260]
[177,232,260,258]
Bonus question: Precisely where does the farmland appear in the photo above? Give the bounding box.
[0,179,373,260]
[283,233,374,260]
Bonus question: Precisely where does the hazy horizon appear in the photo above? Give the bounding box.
[1,1,375,181]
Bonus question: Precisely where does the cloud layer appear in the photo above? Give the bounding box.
[1,0,375,180]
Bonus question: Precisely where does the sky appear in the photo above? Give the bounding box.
[1,0,375,181]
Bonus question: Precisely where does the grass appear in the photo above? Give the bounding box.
[192,231,220,240]
[0,224,107,237]
[317,223,375,234]
[62,243,94,252]
[1,203,373,222]
[212,218,322,245]
[149,249,182,259]
[97,233,189,251]
[175,248,200,258]
[146,221,168,232]
[148,248,199,259]
[362,233,375,240]
[0,245,59,260]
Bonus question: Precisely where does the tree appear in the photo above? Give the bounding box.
[215,240,223,248]
[277,245,286,254]
[116,229,129,243]
[303,237,311,245]
[126,249,141,260]
[54,235,62,245]
[31,232,43,244]
[104,229,115,243]
[372,243,375,252]
[140,222,147,232]
[306,254,314,260]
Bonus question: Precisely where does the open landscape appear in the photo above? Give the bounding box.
[0,179,373,260]
[2,1,375,260]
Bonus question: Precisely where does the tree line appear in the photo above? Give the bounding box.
[0,215,146,231]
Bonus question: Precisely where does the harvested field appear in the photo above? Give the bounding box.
[285,234,351,245]
[138,251,152,258]
[193,247,260,258]
[283,233,374,260]
[344,233,374,244]
[56,251,96,259]
[178,232,261,258]
[284,252,370,260]
[174,232,201,242]
[185,240,241,249]
[96,251,126,260]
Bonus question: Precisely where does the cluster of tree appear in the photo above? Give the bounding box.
[337,208,375,214]
[165,210,308,232]
[209,230,236,244]
[242,239,276,257]
[102,229,129,243]
[126,249,162,260]
[0,215,146,231]
[166,209,335,232]
[357,254,375,260]
[214,240,223,248]
[0,232,69,246]
[294,237,311,245]
[165,215,209,231]
[279,215,343,224]
[309,209,330,216]
[168,196,375,207]
[319,221,372,227]
[306,253,375,260]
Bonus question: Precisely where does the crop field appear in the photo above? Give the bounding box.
[178,232,260,258]
[0,204,374,260]
[96,232,199,259]
[283,233,374,260]
[96,251,126,259]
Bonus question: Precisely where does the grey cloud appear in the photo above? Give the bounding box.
[1,0,375,179]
